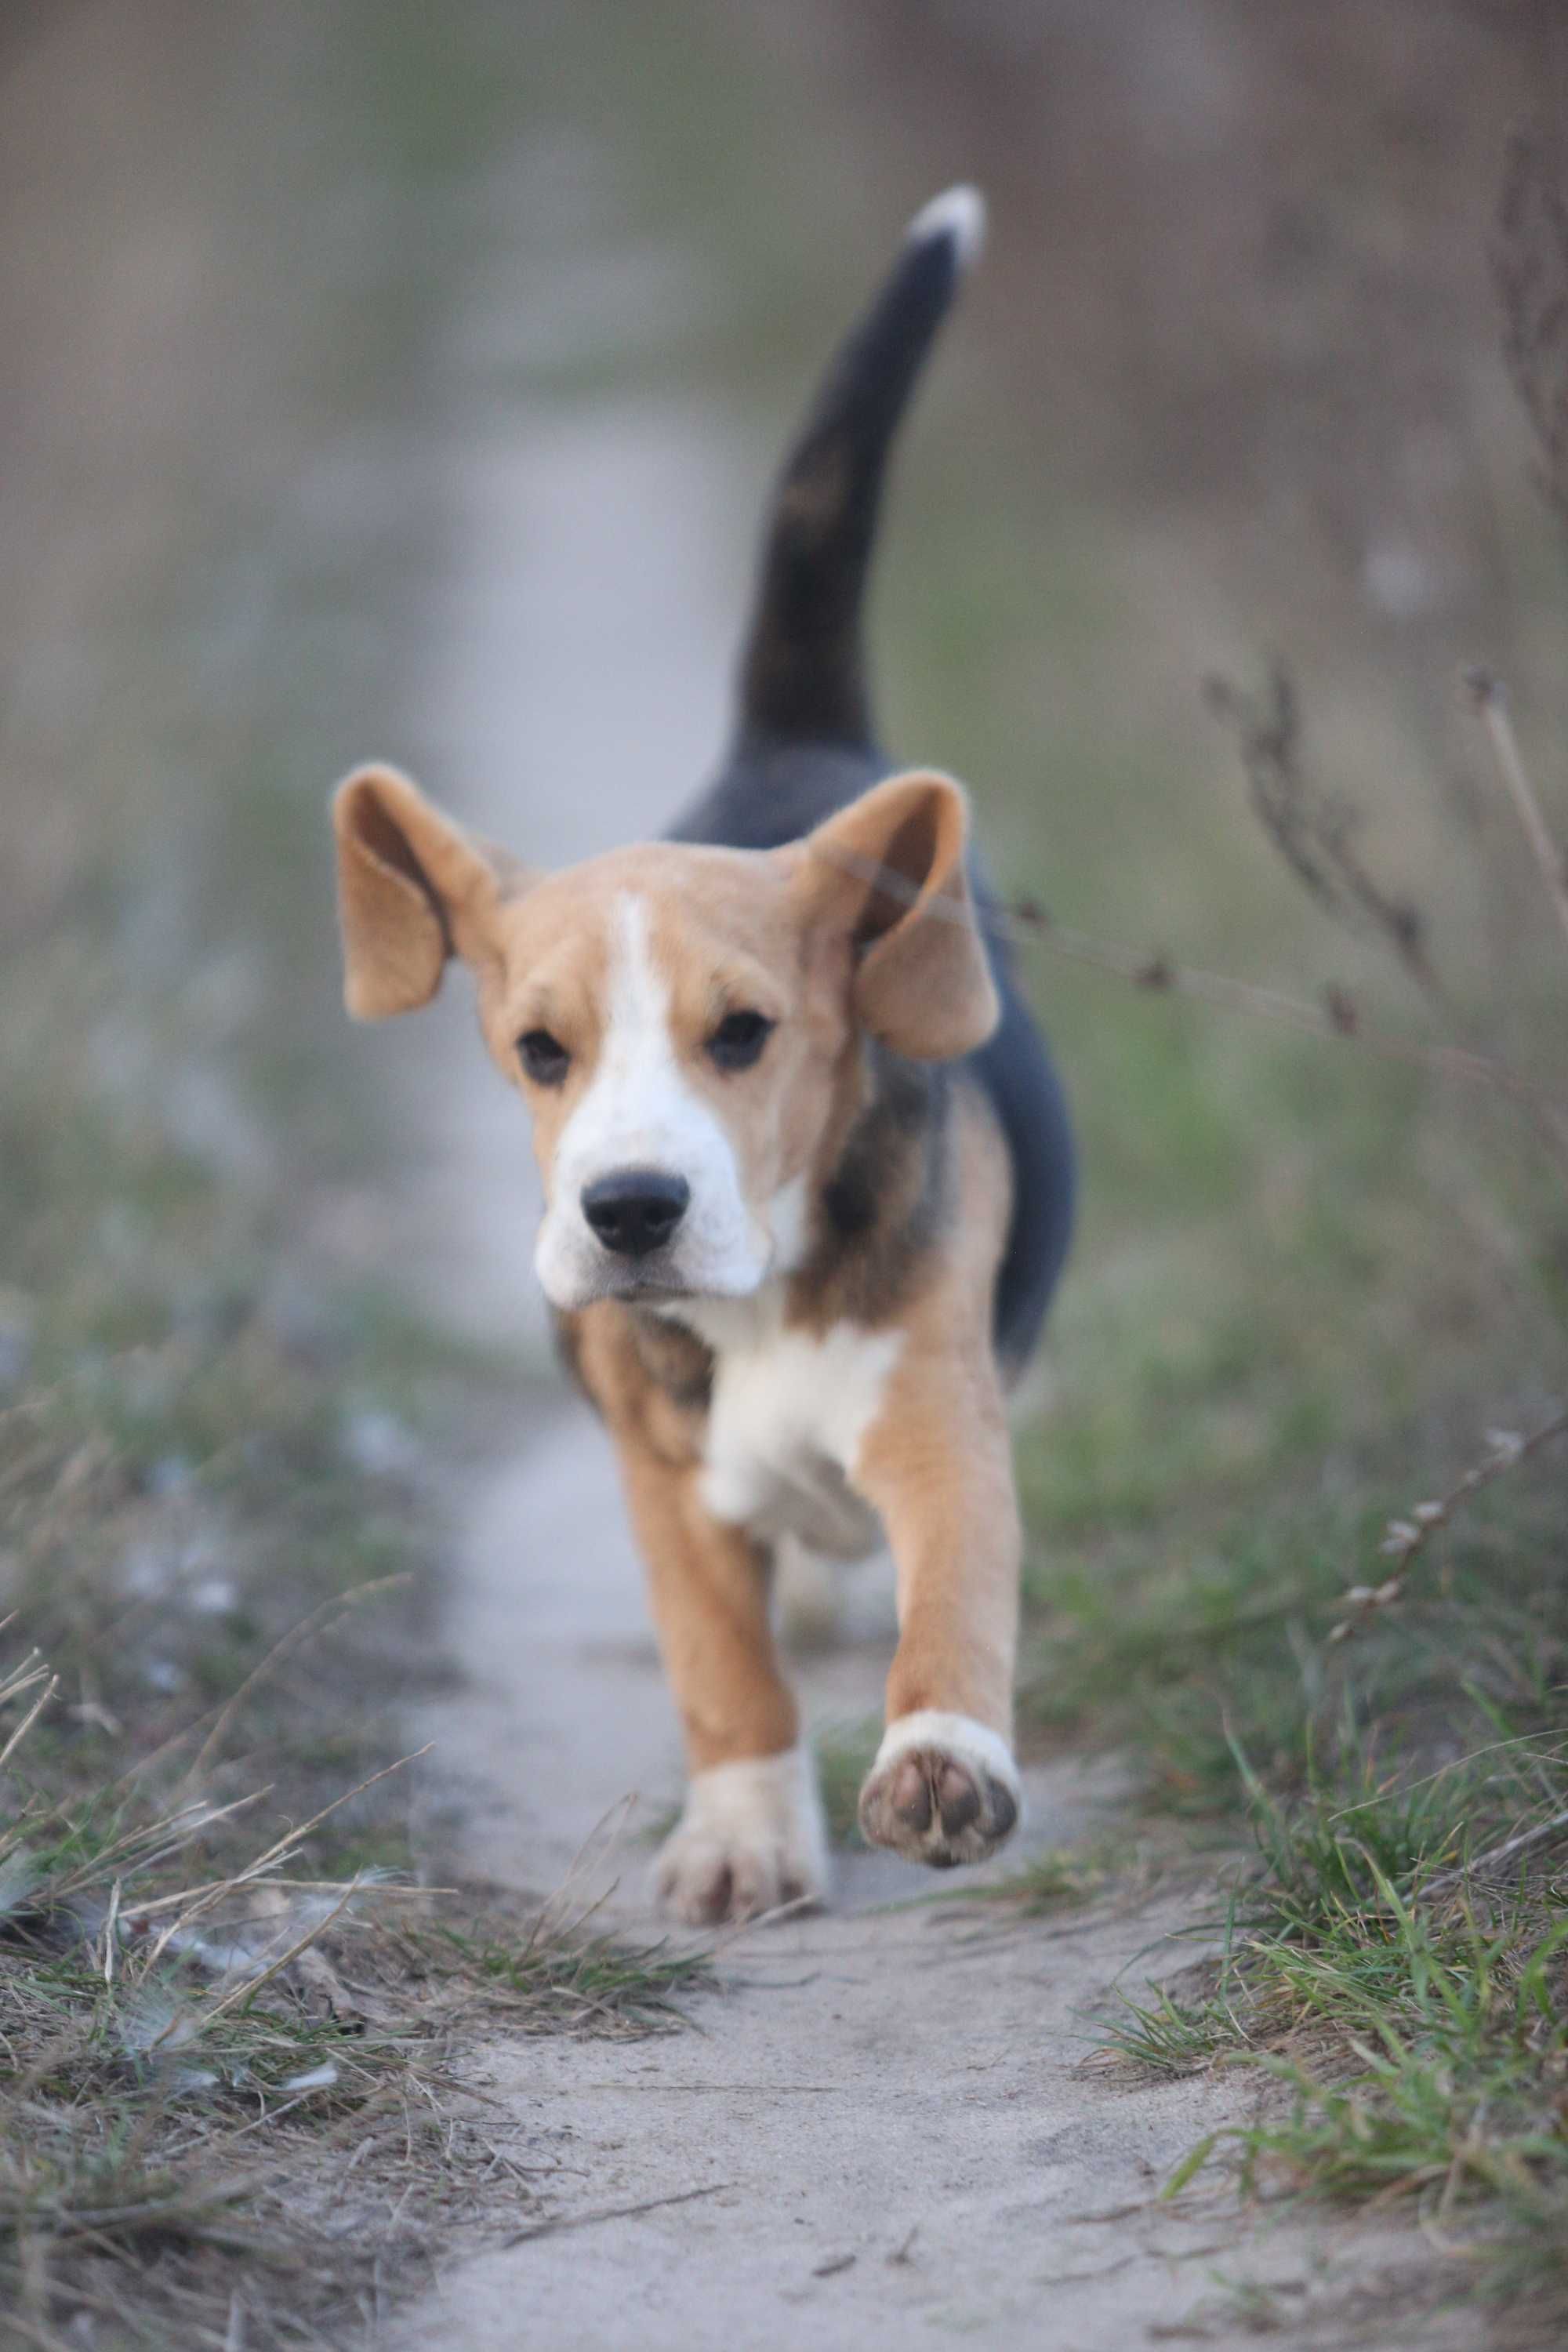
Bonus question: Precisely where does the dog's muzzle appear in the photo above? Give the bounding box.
[581,1167,691,1260]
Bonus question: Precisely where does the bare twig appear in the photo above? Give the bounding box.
[119,1873,441,1922]
[1205,663,1568,1175]
[1494,129,1568,530]
[186,1882,359,2031]
[140,1746,431,1973]
[1203,667,1441,1001]
[811,841,1568,1181]
[502,2180,731,2247]
[1422,1804,1568,1899]
[1328,1406,1568,1643]
[1464,669,1568,951]
[0,1661,57,1768]
[183,1574,412,1790]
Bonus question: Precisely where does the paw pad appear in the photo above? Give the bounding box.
[858,1722,1019,1868]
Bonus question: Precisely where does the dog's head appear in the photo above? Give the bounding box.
[332,765,1000,1311]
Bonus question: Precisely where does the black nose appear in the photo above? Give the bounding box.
[581,1168,691,1259]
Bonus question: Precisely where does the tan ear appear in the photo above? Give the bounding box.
[332,764,512,1019]
[800,770,1000,1060]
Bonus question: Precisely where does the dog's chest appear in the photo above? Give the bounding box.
[671,1300,901,1559]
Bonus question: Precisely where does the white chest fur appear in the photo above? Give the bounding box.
[667,1294,901,1559]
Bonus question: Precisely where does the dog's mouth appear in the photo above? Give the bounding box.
[589,1255,771,1311]
[584,1253,699,1305]
[536,1200,779,1316]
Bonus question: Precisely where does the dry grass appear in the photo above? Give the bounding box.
[0,1639,713,2349]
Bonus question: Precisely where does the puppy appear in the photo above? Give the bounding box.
[331,187,1074,1924]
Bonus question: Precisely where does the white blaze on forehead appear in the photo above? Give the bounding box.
[554,891,689,1180]
[532,891,773,1309]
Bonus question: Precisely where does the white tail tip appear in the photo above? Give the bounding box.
[906,183,987,270]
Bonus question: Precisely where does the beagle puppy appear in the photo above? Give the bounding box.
[331,187,1074,1924]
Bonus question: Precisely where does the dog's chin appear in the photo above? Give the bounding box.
[539,1255,771,1316]
[601,1269,691,1305]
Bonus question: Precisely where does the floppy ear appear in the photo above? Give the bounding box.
[332,764,515,1019]
[801,770,1000,1060]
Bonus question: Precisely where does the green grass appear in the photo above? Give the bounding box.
[995,612,1568,2346]
[1093,1706,1568,2335]
[429,1919,714,2036]
[813,1720,881,1848]
[949,1835,1135,1917]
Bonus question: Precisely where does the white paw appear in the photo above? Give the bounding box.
[858,1710,1022,1868]
[653,1747,829,1926]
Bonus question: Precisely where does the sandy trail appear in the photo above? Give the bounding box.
[375,353,1443,2352]
[400,1414,1300,2352]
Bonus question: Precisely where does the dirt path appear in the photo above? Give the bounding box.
[398,1417,1301,2352]
[375,303,1436,2352]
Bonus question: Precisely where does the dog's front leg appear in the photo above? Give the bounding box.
[851,1351,1024,1868]
[618,1446,828,1925]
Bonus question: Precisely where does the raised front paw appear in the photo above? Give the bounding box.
[653,1746,829,1926]
[858,1710,1021,1868]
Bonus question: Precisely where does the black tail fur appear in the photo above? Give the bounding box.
[735,186,985,750]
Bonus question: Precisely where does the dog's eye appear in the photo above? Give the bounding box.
[517,1029,571,1086]
[707,1009,774,1073]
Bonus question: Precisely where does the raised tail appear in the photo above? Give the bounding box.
[735,185,985,750]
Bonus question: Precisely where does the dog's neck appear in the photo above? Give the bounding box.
[630,1040,951,1388]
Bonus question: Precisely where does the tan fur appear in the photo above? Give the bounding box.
[572,1306,798,1772]
[333,757,1032,1911]
[800,774,999,1062]
[853,1087,1019,1734]
[334,766,517,1018]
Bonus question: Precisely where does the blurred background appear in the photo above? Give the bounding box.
[5,0,1561,1722]
[3,0,1567,1836]
[5,6,1568,2336]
